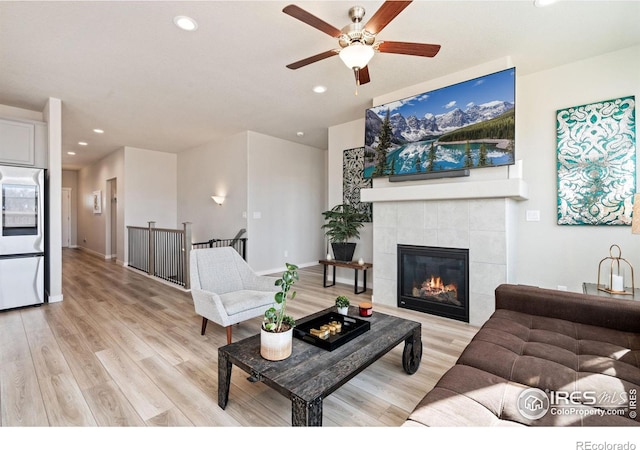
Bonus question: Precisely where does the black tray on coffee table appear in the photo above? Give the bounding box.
[293,311,370,351]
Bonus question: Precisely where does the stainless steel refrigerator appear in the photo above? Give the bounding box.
[0,165,45,310]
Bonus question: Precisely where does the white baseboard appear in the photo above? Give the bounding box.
[77,246,107,260]
[122,265,189,293]
[256,260,318,276]
[107,256,124,266]
[47,294,64,303]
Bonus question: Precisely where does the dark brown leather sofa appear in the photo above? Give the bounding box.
[404,284,640,426]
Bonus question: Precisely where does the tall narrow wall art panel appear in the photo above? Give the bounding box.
[343,147,372,222]
[557,96,636,225]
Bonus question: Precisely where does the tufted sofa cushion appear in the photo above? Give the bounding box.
[404,284,640,427]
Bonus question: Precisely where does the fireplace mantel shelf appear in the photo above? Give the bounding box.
[360,178,528,203]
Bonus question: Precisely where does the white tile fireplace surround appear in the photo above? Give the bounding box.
[361,178,528,326]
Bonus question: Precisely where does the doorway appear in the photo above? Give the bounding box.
[106,178,117,261]
[61,188,71,248]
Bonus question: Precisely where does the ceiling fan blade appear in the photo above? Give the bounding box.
[283,4,342,38]
[377,41,441,57]
[364,1,413,35]
[286,49,338,70]
[358,65,371,85]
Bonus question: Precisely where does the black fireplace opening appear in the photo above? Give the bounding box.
[397,244,469,323]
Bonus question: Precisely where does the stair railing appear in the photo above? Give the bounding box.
[192,228,247,260]
[127,221,192,289]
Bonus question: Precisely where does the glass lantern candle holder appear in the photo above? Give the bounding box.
[597,244,635,295]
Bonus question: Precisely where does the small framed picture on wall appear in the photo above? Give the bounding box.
[93,190,102,214]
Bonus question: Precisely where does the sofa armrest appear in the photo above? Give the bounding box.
[495,283,640,332]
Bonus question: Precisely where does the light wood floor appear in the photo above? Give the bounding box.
[0,248,479,427]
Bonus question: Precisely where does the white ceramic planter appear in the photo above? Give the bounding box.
[260,327,293,361]
[337,306,349,315]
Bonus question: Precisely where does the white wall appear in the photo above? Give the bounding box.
[124,146,177,265]
[328,46,640,297]
[327,118,374,285]
[177,131,249,244]
[516,45,640,292]
[177,130,326,274]
[77,148,125,259]
[124,147,177,229]
[77,146,178,263]
[247,131,326,273]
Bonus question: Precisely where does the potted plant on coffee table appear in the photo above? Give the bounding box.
[261,262,299,361]
[321,203,367,262]
[335,295,350,315]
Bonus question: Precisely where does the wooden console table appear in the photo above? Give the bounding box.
[582,282,639,300]
[319,259,372,294]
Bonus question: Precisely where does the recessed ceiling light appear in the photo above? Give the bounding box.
[78,141,88,146]
[297,131,305,137]
[313,85,327,94]
[173,15,198,31]
[67,152,76,155]
[93,128,104,134]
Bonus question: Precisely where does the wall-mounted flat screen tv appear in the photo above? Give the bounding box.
[364,67,515,179]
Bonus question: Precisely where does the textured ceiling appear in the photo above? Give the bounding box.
[1,0,639,170]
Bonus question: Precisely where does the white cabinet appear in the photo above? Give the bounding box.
[0,117,48,168]
[0,255,45,310]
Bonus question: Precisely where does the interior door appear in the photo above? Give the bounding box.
[110,180,117,259]
[61,188,71,248]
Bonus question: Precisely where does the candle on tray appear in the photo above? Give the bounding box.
[611,274,624,292]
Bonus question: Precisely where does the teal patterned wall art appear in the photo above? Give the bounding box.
[557,96,636,225]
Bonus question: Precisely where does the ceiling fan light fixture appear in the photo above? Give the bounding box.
[173,15,198,31]
[339,42,374,70]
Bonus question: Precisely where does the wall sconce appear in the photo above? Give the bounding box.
[211,195,225,206]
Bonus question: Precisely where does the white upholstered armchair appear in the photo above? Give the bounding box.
[189,247,279,344]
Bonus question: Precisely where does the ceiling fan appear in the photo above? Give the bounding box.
[283,1,441,92]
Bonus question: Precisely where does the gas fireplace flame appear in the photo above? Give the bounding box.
[409,273,462,307]
[418,275,458,297]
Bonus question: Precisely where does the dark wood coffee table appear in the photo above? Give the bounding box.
[218,306,422,426]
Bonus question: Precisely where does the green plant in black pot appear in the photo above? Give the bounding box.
[321,203,366,262]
